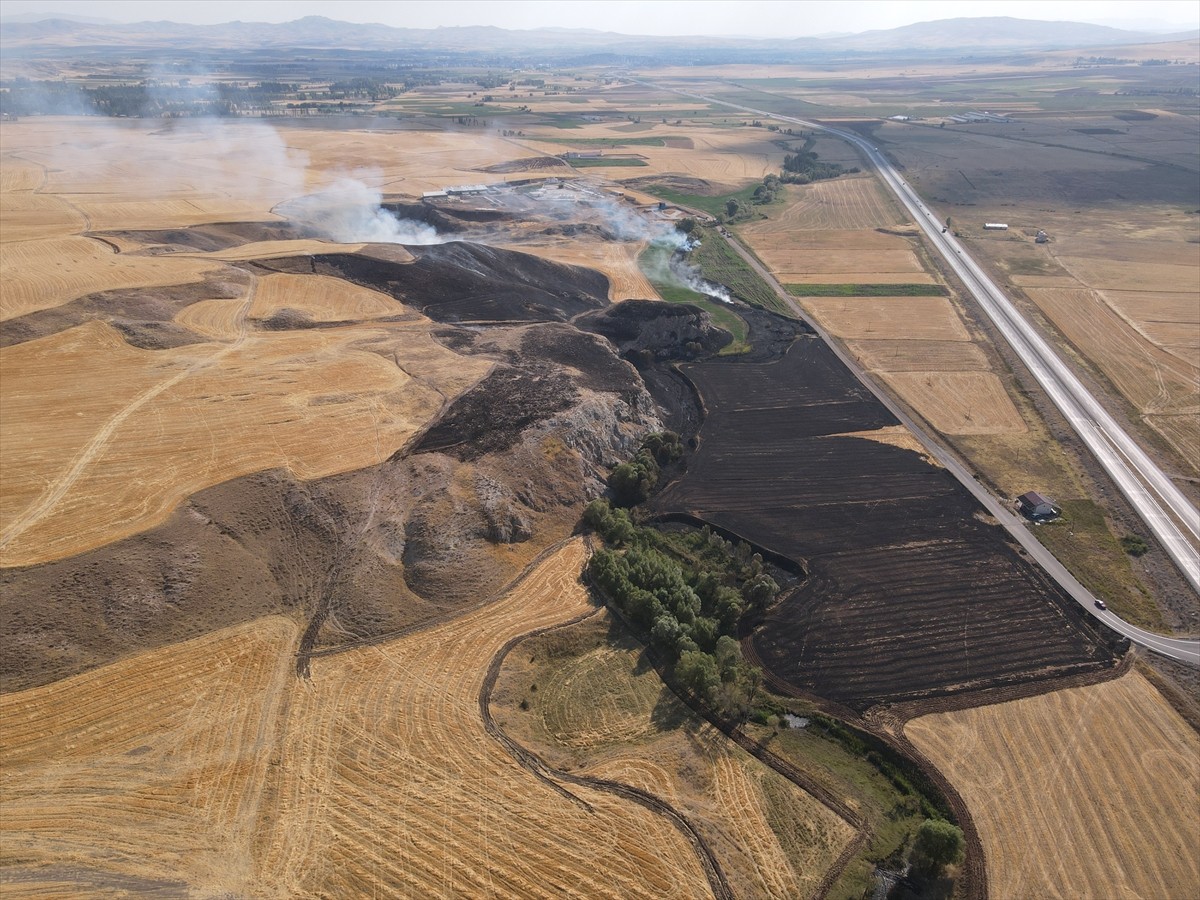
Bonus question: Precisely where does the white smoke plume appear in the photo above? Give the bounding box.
[638,235,734,304]
[276,177,446,245]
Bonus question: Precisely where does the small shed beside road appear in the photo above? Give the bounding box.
[1018,491,1060,520]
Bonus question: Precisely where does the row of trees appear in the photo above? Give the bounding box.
[584,497,778,719]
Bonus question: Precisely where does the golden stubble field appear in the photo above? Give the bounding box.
[906,671,1200,900]
[737,178,1028,438]
[491,610,858,899]
[0,540,728,897]
[885,128,1199,475]
[0,119,520,567]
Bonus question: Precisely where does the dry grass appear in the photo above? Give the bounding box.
[492,612,858,899]
[0,317,489,567]
[0,616,301,897]
[906,671,1200,900]
[828,426,942,464]
[879,372,1027,434]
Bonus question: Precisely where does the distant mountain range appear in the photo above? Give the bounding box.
[1,15,1195,58]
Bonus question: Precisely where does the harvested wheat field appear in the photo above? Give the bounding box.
[284,127,529,195]
[3,119,313,230]
[799,296,971,342]
[517,124,783,184]
[247,272,417,322]
[1022,286,1198,416]
[501,238,660,301]
[744,176,905,232]
[0,541,721,897]
[0,235,219,320]
[0,186,87,242]
[0,317,489,566]
[492,612,858,899]
[257,538,715,898]
[906,671,1200,900]
[0,616,301,896]
[180,238,372,262]
[739,228,932,285]
[879,372,1026,434]
[843,339,991,372]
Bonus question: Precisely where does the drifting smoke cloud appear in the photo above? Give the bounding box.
[638,234,734,304]
[486,183,735,300]
[276,177,446,245]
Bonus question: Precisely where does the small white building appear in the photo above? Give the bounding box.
[984,223,1009,230]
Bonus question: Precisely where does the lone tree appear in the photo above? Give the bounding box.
[910,819,965,876]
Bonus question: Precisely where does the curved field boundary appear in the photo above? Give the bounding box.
[741,636,984,900]
[746,635,1137,900]
[904,664,1200,900]
[299,525,571,668]
[593,589,870,900]
[481,606,734,900]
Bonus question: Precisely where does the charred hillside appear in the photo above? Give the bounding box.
[309,241,610,323]
[0,244,706,692]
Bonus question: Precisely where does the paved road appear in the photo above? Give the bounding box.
[641,80,1200,664]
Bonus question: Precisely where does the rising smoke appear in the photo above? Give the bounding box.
[276,177,446,245]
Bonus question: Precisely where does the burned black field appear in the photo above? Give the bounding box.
[655,322,1114,711]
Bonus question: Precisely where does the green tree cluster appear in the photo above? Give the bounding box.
[606,432,683,507]
[910,819,965,876]
[780,149,856,184]
[584,500,775,718]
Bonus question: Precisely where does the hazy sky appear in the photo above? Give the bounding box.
[2,0,1197,37]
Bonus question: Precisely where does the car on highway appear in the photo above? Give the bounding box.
[1095,599,1107,611]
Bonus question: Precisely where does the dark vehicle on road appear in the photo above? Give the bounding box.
[1095,600,1107,611]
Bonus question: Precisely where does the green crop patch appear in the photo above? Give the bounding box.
[565,157,648,168]
[527,136,668,147]
[639,244,749,353]
[786,283,947,297]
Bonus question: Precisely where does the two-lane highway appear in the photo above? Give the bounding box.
[641,79,1199,663]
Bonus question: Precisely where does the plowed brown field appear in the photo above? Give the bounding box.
[493,612,857,899]
[906,672,1200,900]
